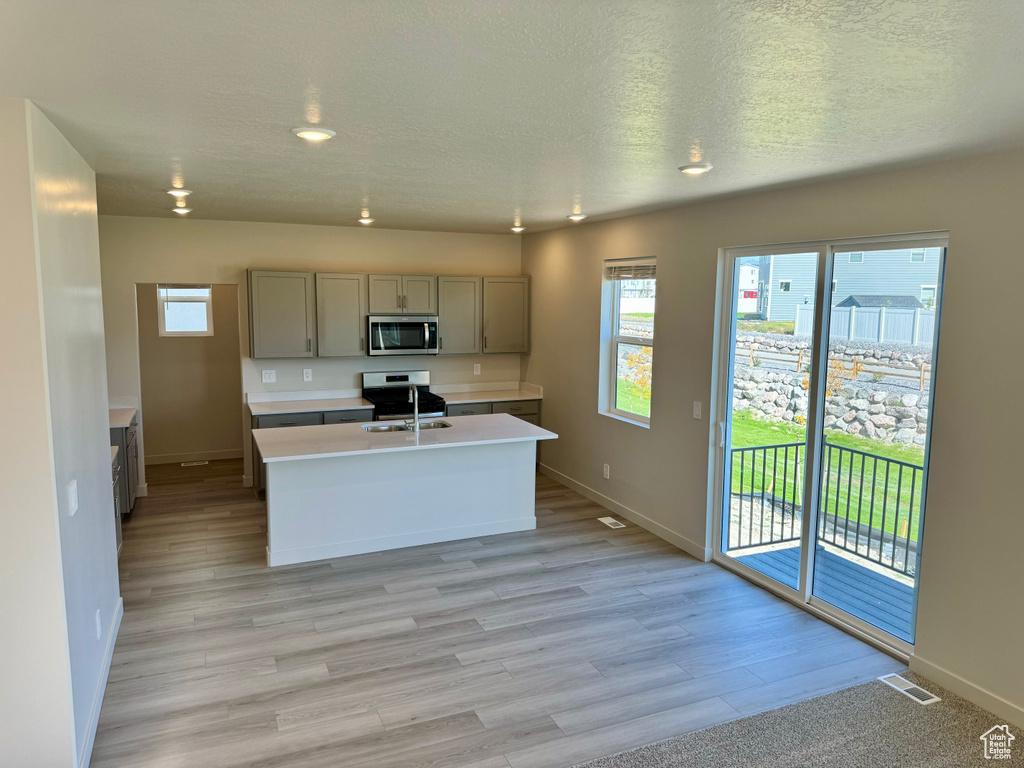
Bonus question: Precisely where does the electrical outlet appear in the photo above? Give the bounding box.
[94,609,102,639]
[693,401,702,419]
[603,464,610,480]
[262,369,276,384]
[302,368,313,382]
[67,479,78,516]
[473,363,481,376]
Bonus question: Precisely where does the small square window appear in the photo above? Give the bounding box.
[911,249,926,263]
[849,252,864,263]
[158,285,214,336]
[779,280,792,292]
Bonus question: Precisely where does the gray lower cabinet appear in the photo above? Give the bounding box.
[483,277,530,354]
[438,276,482,355]
[447,399,540,424]
[323,409,374,425]
[249,270,317,358]
[110,417,139,515]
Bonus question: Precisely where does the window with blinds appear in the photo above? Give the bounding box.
[604,258,656,423]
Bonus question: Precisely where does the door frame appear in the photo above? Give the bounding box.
[709,232,948,660]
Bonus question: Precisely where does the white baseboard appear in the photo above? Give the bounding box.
[538,464,709,561]
[910,654,1024,728]
[145,448,243,465]
[267,518,536,567]
[79,597,123,768]
[243,474,253,488]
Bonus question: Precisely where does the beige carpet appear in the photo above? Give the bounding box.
[573,673,1022,767]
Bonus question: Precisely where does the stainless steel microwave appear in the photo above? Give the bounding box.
[367,315,439,356]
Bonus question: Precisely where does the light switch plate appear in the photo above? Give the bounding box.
[692,401,702,419]
[262,369,276,384]
[302,368,313,382]
[473,364,481,375]
[67,479,78,516]
[602,464,610,480]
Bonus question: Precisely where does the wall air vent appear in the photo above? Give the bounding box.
[598,516,626,529]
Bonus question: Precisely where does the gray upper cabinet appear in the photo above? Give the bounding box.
[249,270,316,358]
[316,272,367,357]
[368,274,437,314]
[403,275,437,314]
[368,274,404,314]
[483,276,530,354]
[438,276,482,355]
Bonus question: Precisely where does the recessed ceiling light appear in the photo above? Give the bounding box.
[511,226,525,233]
[678,162,713,175]
[567,213,587,222]
[167,188,192,198]
[292,127,336,142]
[172,207,192,215]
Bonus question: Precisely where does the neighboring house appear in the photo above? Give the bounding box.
[835,295,923,309]
[736,263,759,314]
[759,247,942,321]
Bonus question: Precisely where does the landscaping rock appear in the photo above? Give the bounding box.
[870,392,887,404]
[870,414,897,428]
[901,393,920,408]
[894,428,917,444]
[863,421,877,439]
[899,418,917,430]
[824,415,837,428]
[868,404,886,415]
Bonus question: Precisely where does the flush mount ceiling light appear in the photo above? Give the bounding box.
[358,208,374,224]
[511,226,525,233]
[167,188,192,198]
[172,207,192,214]
[567,213,587,222]
[292,127,336,142]
[678,162,713,175]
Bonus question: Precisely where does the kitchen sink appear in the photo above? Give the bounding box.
[362,424,408,432]
[416,421,452,430]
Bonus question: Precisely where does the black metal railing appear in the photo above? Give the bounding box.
[727,443,804,552]
[728,441,923,577]
[817,443,922,575]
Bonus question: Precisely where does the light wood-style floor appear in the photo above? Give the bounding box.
[92,460,903,768]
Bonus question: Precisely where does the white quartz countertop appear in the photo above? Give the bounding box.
[249,398,374,416]
[253,413,556,463]
[443,389,541,405]
[110,446,119,466]
[109,407,137,429]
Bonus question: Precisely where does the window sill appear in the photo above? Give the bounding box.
[599,411,651,429]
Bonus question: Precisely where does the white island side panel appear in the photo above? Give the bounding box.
[265,439,537,566]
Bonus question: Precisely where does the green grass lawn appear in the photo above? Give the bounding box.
[615,378,650,418]
[736,319,795,335]
[730,411,924,542]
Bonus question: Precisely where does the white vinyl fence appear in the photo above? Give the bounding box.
[795,305,935,346]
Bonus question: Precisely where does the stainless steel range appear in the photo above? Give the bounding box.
[361,371,446,422]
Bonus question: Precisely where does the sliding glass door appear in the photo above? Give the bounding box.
[715,237,946,648]
[719,249,821,591]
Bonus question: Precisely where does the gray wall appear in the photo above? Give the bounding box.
[522,148,1024,725]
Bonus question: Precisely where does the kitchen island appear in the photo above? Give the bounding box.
[252,413,557,566]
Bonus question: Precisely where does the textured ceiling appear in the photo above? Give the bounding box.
[2,1,1023,233]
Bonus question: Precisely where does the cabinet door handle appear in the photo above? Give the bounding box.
[307,338,311,352]
[440,337,443,350]
[484,336,488,349]
[360,337,364,351]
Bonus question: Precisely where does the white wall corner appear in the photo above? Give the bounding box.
[909,654,1024,729]
[538,464,709,562]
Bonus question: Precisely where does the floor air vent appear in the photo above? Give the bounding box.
[878,674,941,705]
[598,517,626,529]
[181,461,209,467]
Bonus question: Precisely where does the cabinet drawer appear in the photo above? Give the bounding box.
[493,400,539,416]
[447,403,492,417]
[323,409,374,424]
[516,414,540,426]
[256,412,323,429]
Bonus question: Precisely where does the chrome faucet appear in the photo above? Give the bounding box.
[406,385,420,432]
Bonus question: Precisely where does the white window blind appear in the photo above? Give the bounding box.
[604,258,657,281]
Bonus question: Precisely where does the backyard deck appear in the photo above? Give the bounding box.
[735,544,915,642]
